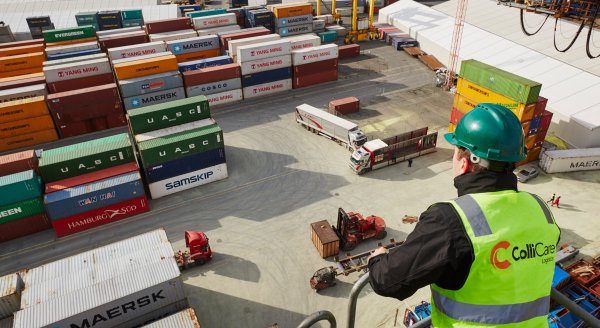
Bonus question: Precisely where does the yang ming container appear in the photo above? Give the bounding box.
[107,41,167,61]
[148,163,228,199]
[243,78,291,99]
[128,95,210,135]
[236,39,291,63]
[0,170,42,207]
[0,273,24,319]
[291,44,338,65]
[118,71,183,98]
[144,147,226,183]
[43,58,111,83]
[192,13,237,29]
[240,55,291,75]
[206,88,243,107]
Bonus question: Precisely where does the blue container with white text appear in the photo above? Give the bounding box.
[241,67,292,88]
[178,55,233,73]
[143,148,226,183]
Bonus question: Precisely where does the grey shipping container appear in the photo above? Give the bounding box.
[0,273,23,319]
[0,317,12,328]
[118,72,183,98]
[185,77,241,97]
[274,14,313,27]
[0,84,47,103]
[141,308,200,327]
[117,300,189,328]
[123,87,186,110]
[166,35,220,55]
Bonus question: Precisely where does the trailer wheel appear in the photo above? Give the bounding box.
[196,258,207,265]
[344,242,356,251]
[376,231,387,240]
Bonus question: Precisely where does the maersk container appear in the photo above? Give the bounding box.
[123,87,186,110]
[148,163,228,199]
[0,170,42,207]
[276,24,313,37]
[43,172,144,221]
[241,67,292,87]
[38,133,135,183]
[142,308,200,328]
[128,95,210,135]
[0,273,23,319]
[118,71,183,98]
[137,123,224,167]
[274,14,313,27]
[14,259,185,328]
[144,147,226,183]
[166,35,220,55]
[0,84,47,103]
[539,148,600,174]
[186,78,241,97]
[178,55,233,73]
[0,197,44,225]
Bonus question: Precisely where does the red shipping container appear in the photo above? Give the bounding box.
[0,39,44,50]
[533,96,547,118]
[98,34,149,52]
[338,44,360,59]
[0,149,38,176]
[56,113,126,138]
[293,69,338,88]
[45,162,139,193]
[450,107,465,125]
[329,97,359,115]
[378,27,400,40]
[535,128,548,144]
[293,59,338,75]
[47,84,123,123]
[51,196,150,237]
[0,74,46,91]
[0,213,50,242]
[183,63,241,86]
[47,73,115,93]
[219,29,271,53]
[145,18,193,34]
[539,109,553,132]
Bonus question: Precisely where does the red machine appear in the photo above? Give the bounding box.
[335,208,386,251]
[176,231,212,270]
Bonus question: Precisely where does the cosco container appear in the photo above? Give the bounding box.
[186,78,241,97]
[137,123,224,167]
[44,171,144,221]
[38,133,135,183]
[459,59,542,105]
[539,148,600,173]
[0,84,46,103]
[243,78,292,99]
[107,41,167,61]
[123,87,186,110]
[128,95,210,135]
[178,55,233,72]
[291,44,338,65]
[276,24,313,37]
[148,163,228,199]
[241,67,292,87]
[144,147,226,183]
[166,35,220,55]
[227,34,281,60]
[274,14,313,27]
[42,26,95,43]
[192,13,237,29]
[146,17,193,34]
[236,39,291,63]
[43,58,111,83]
[118,71,182,98]
[0,273,23,319]
[0,170,42,207]
[206,88,243,107]
[183,63,241,86]
[186,8,227,18]
[0,197,44,224]
[0,149,38,177]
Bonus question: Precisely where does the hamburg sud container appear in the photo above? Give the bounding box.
[291,44,338,89]
[13,229,187,328]
[0,273,23,319]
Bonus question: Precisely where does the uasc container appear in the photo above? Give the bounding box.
[128,95,210,134]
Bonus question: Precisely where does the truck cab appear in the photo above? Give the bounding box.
[348,128,367,149]
[185,230,212,264]
[350,139,388,174]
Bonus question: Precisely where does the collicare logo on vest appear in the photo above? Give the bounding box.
[491,241,556,269]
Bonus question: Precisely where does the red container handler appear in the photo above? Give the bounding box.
[0,74,46,91]
[0,149,38,176]
[183,63,241,86]
[533,96,548,118]
[55,113,127,138]
[145,17,193,34]
[329,96,359,115]
[46,84,123,123]
[0,213,50,242]
[338,44,360,59]
[293,69,338,88]
[293,59,338,75]
[47,73,115,93]
[219,29,271,53]
[51,196,150,237]
[0,39,45,50]
[98,33,149,52]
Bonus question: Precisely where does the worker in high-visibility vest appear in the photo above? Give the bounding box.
[368,103,560,327]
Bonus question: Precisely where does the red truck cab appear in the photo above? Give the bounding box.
[185,230,212,264]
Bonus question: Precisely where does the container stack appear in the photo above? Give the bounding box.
[238,39,292,99]
[96,27,149,52]
[183,63,243,107]
[38,133,147,237]
[75,12,100,31]
[192,13,239,37]
[128,96,228,199]
[13,229,188,327]
[166,35,221,63]
[218,26,271,55]
[0,95,58,151]
[450,59,547,165]
[121,9,145,28]
[0,152,50,242]
[270,4,313,36]
[291,43,338,88]
[26,16,54,40]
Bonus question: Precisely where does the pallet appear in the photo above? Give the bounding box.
[418,54,445,71]
[403,47,423,57]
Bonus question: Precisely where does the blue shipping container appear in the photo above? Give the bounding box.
[530,116,542,133]
[178,55,233,73]
[44,171,144,221]
[0,170,42,207]
[241,67,292,88]
[392,37,419,50]
[143,147,226,183]
[551,266,571,288]
[179,5,202,16]
[46,48,103,61]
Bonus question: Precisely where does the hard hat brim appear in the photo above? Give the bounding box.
[444,132,457,146]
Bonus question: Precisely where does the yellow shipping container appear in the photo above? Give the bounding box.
[0,44,46,57]
[0,67,44,79]
[0,128,58,152]
[0,52,45,73]
[456,78,536,122]
[273,4,313,18]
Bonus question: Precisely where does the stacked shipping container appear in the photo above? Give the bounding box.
[291,43,339,88]
[183,63,243,106]
[272,4,314,37]
[0,273,23,320]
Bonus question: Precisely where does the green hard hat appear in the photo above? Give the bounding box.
[445,103,527,162]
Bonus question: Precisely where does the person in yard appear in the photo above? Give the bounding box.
[552,196,561,208]
[548,193,555,204]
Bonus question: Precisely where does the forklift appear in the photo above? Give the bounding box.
[334,207,386,251]
[344,0,378,44]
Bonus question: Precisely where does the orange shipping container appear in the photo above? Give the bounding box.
[525,134,536,150]
[0,52,45,73]
[0,44,46,58]
[175,49,221,63]
[0,114,55,138]
[448,122,456,133]
[521,120,531,137]
[453,93,479,114]
[0,72,44,84]
[0,96,49,124]
[113,55,178,80]
[273,4,313,18]
[0,67,44,79]
[0,128,58,152]
[45,37,97,48]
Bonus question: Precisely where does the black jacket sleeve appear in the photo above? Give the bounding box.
[367,203,474,300]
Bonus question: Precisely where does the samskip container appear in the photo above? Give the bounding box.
[123,87,186,110]
[310,220,340,258]
[206,88,243,107]
[144,147,226,183]
[148,163,228,199]
[242,79,291,98]
[0,96,48,124]
[0,213,49,242]
[241,67,292,87]
[128,95,210,135]
[0,170,42,207]
[0,150,37,177]
[0,197,44,224]
[186,78,241,97]
[182,63,241,86]
[118,71,183,98]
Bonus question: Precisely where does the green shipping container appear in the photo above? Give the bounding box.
[138,124,223,167]
[38,133,135,183]
[43,26,95,43]
[122,19,144,27]
[128,95,211,135]
[0,170,42,207]
[186,9,227,18]
[318,31,338,43]
[459,59,542,105]
[75,12,98,26]
[0,197,44,224]
[122,9,144,20]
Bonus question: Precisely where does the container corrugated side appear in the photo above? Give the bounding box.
[43,58,112,83]
[0,197,44,224]
[287,34,321,51]
[14,259,185,328]
[0,84,47,103]
[117,300,189,328]
[107,41,167,61]
[539,148,600,173]
[291,44,338,65]
[0,316,12,328]
[236,39,291,63]
[206,88,243,107]
[149,163,228,199]
[123,87,186,110]
[227,34,281,60]
[118,71,183,98]
[142,308,200,328]
[144,147,226,183]
[128,95,210,135]
[186,78,241,97]
[0,273,22,319]
[240,55,291,75]
[0,170,42,207]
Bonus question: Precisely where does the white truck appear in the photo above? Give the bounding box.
[295,103,367,150]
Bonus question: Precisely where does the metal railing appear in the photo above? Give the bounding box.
[297,310,337,328]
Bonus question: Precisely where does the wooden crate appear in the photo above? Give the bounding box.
[403,47,423,57]
[310,220,339,258]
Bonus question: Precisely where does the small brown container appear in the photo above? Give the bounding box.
[293,69,338,89]
[145,17,193,34]
[329,97,359,115]
[338,44,360,59]
[0,149,38,176]
[310,220,340,258]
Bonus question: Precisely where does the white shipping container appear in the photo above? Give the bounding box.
[44,41,99,57]
[248,0,267,5]
[111,52,173,65]
[287,34,321,51]
[142,308,200,328]
[325,24,348,37]
[240,55,291,75]
[314,15,335,24]
[539,148,600,173]
[243,79,292,99]
[206,89,243,107]
[276,24,313,37]
[14,260,185,328]
[107,41,167,61]
[149,30,199,43]
[291,44,338,65]
[0,273,22,319]
[135,119,217,143]
[186,78,242,97]
[43,58,112,83]
[166,35,220,55]
[236,39,292,63]
[313,19,326,31]
[0,317,12,328]
[149,163,228,199]
[43,53,107,67]
[95,26,143,37]
[227,34,281,60]
[193,13,237,30]
[0,84,47,103]
[97,30,147,41]
[117,300,189,328]
[196,24,241,36]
